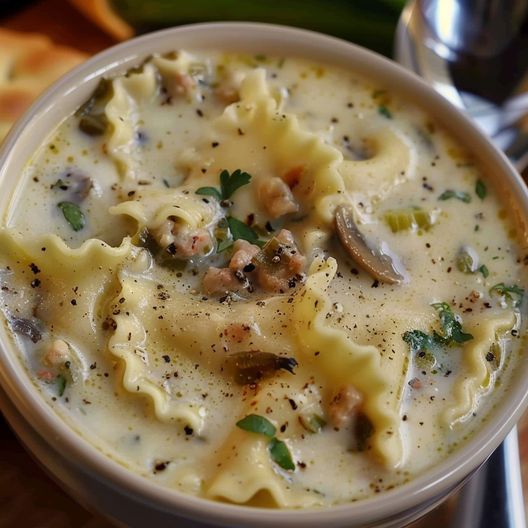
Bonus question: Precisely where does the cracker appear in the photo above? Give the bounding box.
[0,29,87,141]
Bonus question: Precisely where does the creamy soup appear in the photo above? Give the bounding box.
[0,50,526,508]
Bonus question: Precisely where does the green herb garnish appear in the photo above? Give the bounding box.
[378,105,392,119]
[475,179,487,200]
[196,169,251,202]
[299,413,326,434]
[384,207,433,233]
[456,247,478,273]
[479,264,489,278]
[57,201,85,231]
[402,303,473,358]
[56,374,67,397]
[237,414,295,471]
[268,437,295,470]
[220,169,251,200]
[402,330,435,354]
[489,283,524,307]
[227,216,261,245]
[236,414,276,437]
[195,186,221,201]
[438,190,471,203]
[431,302,473,344]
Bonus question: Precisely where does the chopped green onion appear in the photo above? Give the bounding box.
[438,190,471,203]
[236,414,276,437]
[268,437,295,470]
[475,179,487,200]
[57,201,85,231]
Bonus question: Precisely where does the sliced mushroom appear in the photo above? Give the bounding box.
[10,316,42,343]
[335,204,403,284]
[226,351,298,385]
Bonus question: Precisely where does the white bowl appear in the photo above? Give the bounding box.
[1,22,527,528]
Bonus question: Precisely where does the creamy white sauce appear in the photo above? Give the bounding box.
[1,51,526,508]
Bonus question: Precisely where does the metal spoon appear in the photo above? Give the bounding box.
[395,0,528,172]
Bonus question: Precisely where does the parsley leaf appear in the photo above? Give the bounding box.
[268,437,295,470]
[431,302,473,344]
[490,283,524,307]
[402,330,435,354]
[57,201,85,231]
[438,190,471,203]
[220,169,251,200]
[226,216,260,245]
[236,414,276,437]
[196,169,252,202]
[195,186,221,200]
[475,179,487,200]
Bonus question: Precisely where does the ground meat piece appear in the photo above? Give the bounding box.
[229,239,260,272]
[202,267,241,295]
[258,177,299,219]
[253,229,306,293]
[328,385,363,428]
[151,220,213,258]
[223,323,252,344]
[163,72,195,98]
[42,339,70,367]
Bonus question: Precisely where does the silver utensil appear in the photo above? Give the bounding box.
[395,0,528,172]
[396,1,527,526]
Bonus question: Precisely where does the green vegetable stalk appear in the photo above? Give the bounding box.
[111,0,406,56]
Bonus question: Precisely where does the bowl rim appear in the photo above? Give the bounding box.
[1,21,528,527]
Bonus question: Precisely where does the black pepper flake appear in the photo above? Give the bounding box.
[486,351,495,362]
[70,299,77,306]
[154,461,169,472]
[29,263,40,274]
[371,279,379,288]
[196,108,203,117]
[162,355,170,363]
[288,398,298,410]
[211,141,219,148]
[30,279,41,288]
[184,425,194,435]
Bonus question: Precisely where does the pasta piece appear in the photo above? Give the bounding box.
[292,257,402,467]
[444,310,515,426]
[205,376,323,507]
[0,229,131,355]
[109,187,222,237]
[339,126,417,205]
[105,63,159,180]
[184,69,347,245]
